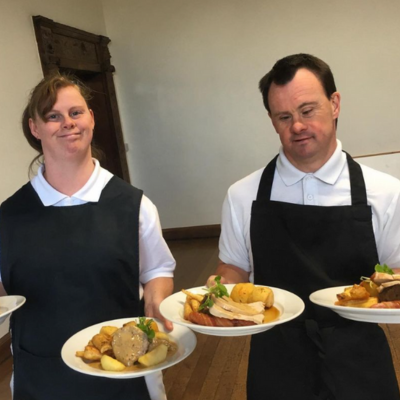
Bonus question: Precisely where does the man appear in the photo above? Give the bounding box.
[208,54,400,400]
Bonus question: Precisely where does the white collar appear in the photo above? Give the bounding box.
[276,140,346,186]
[31,159,113,206]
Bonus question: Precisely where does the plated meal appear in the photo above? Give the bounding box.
[309,265,400,324]
[183,278,279,327]
[75,318,177,372]
[335,264,400,309]
[62,317,196,378]
[160,279,305,337]
[0,295,26,324]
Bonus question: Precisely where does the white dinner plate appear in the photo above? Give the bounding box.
[61,317,197,379]
[310,286,400,324]
[0,295,26,324]
[159,285,305,337]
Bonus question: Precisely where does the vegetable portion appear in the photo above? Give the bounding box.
[198,276,229,312]
[75,319,177,371]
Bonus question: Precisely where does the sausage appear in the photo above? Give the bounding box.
[187,311,256,327]
[371,300,400,309]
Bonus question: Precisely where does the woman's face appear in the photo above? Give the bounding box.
[29,85,95,164]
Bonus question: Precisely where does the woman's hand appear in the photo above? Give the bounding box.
[0,282,7,296]
[143,277,174,331]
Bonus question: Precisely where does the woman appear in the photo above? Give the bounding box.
[0,74,175,399]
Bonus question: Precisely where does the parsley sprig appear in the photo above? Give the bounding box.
[374,263,394,274]
[136,317,155,340]
[361,263,395,283]
[198,276,229,313]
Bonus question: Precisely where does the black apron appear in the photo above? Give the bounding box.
[0,177,151,400]
[248,153,400,400]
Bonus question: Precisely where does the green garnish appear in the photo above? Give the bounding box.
[136,317,155,340]
[374,263,394,274]
[198,276,229,313]
[361,263,395,283]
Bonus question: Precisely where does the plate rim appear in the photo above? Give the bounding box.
[309,285,400,323]
[160,284,305,336]
[61,316,197,379]
[0,295,26,322]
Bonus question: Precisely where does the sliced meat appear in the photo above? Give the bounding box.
[378,283,400,302]
[188,311,256,327]
[371,300,400,309]
[112,325,149,366]
[371,272,396,284]
[213,295,265,315]
[209,303,264,324]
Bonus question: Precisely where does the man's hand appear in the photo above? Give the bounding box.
[206,275,228,287]
[143,277,174,331]
[206,260,250,287]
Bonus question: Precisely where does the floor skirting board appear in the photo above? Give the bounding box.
[163,224,221,241]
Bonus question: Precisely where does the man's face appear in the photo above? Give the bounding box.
[268,68,340,172]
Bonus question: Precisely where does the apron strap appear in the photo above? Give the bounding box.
[345,152,368,206]
[256,152,368,206]
[256,155,278,201]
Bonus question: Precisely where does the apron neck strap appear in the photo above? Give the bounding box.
[345,151,368,206]
[256,152,367,206]
[256,155,278,201]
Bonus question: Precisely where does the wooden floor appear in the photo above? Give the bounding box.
[2,237,400,400]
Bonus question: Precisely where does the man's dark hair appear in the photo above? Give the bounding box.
[259,53,337,112]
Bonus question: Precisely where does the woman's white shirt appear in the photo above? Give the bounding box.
[29,159,176,297]
[10,159,174,400]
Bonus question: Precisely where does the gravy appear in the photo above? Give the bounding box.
[263,306,280,323]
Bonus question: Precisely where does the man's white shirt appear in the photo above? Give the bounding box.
[219,140,400,282]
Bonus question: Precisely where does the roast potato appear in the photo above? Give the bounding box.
[230,283,255,303]
[101,354,126,371]
[249,286,274,308]
[138,344,168,367]
[231,283,274,308]
[92,333,112,354]
[184,297,193,319]
[100,326,119,337]
[78,345,102,361]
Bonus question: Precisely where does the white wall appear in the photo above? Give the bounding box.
[101,0,400,228]
[357,153,400,180]
[0,0,106,339]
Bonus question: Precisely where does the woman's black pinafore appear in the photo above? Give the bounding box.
[0,176,151,400]
[248,153,400,400]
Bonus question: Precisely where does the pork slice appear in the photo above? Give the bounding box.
[214,296,265,315]
[377,281,400,294]
[209,303,264,324]
[188,311,256,327]
[371,272,394,284]
[112,325,149,366]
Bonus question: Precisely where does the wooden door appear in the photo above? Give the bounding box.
[32,16,130,182]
